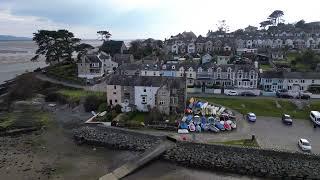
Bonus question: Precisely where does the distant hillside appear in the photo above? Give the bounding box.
[0,35,31,41]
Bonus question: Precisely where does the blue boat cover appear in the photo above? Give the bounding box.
[196,124,201,132]
[179,122,188,129]
[201,116,207,124]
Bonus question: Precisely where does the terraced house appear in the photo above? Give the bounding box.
[260,71,320,92]
[106,75,186,114]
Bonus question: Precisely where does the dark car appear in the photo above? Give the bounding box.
[276,92,294,99]
[282,114,293,125]
[240,91,256,97]
[299,94,310,100]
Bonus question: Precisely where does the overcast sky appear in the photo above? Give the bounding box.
[0,0,319,40]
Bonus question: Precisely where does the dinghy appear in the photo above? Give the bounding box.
[189,123,196,132]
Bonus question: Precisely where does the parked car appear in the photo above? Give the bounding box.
[276,90,294,99]
[298,138,312,151]
[240,91,256,97]
[299,94,310,100]
[246,112,256,122]
[310,111,320,127]
[226,90,238,96]
[282,114,293,125]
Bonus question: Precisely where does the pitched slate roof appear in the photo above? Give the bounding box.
[261,71,320,79]
[107,75,185,88]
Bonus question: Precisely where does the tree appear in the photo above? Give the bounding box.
[295,20,306,29]
[31,30,80,64]
[97,31,112,41]
[268,10,284,26]
[75,43,94,60]
[260,20,273,29]
[216,20,229,33]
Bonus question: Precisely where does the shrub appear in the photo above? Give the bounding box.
[145,108,163,124]
[45,92,59,102]
[83,95,103,112]
[98,103,108,112]
[113,104,122,114]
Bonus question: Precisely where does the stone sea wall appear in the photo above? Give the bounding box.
[163,142,320,179]
[73,126,164,151]
[73,126,320,179]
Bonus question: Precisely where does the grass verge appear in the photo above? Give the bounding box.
[199,97,320,119]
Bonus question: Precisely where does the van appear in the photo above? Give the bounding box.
[310,111,320,126]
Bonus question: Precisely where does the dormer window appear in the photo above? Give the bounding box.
[198,68,203,73]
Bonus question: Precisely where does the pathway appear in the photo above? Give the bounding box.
[35,73,86,89]
[99,140,175,180]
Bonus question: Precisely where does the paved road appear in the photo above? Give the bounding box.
[189,93,320,101]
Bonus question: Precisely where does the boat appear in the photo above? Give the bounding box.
[196,124,202,132]
[227,120,237,129]
[186,115,193,124]
[181,116,187,122]
[209,123,220,132]
[208,116,215,123]
[179,122,188,129]
[224,121,232,131]
[194,115,201,125]
[215,120,225,131]
[189,123,196,132]
[201,123,209,131]
[178,129,189,134]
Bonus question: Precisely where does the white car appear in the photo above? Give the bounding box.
[226,90,238,96]
[298,138,312,151]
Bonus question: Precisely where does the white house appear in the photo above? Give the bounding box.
[187,43,196,54]
[202,54,213,64]
[134,86,160,112]
[172,44,179,54]
[98,52,118,74]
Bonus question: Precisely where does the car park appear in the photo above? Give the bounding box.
[282,114,293,125]
[247,112,256,122]
[298,138,312,151]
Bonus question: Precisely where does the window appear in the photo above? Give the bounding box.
[301,86,304,90]
[143,89,146,92]
[250,75,254,79]
[115,99,118,103]
[189,80,192,83]
[288,86,292,90]
[141,96,147,104]
[189,74,192,78]
[238,81,241,86]
[301,80,305,83]
[312,80,315,83]
[159,100,165,105]
[113,92,116,95]
[114,85,117,89]
[153,72,156,76]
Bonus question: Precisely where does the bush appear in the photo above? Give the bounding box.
[114,104,122,114]
[83,95,104,112]
[145,108,163,124]
[45,92,59,102]
[98,103,108,112]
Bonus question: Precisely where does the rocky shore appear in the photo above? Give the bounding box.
[73,126,164,151]
[74,125,320,179]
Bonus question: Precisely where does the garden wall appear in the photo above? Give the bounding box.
[163,142,320,179]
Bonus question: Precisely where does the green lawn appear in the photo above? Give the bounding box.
[46,63,85,85]
[131,112,147,123]
[260,64,273,71]
[211,139,259,147]
[200,97,320,119]
[57,89,106,103]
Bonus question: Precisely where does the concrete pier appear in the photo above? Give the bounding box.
[99,140,174,180]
